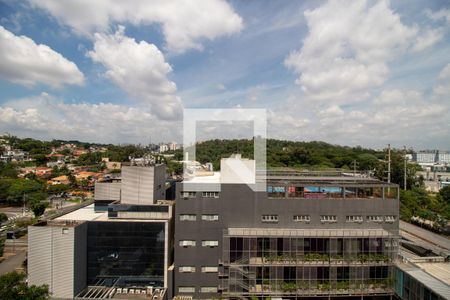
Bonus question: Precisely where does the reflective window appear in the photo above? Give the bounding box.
[385,215,396,223]
[262,215,279,223]
[87,222,165,286]
[346,215,363,223]
[201,266,219,273]
[202,240,219,247]
[287,186,304,198]
[267,186,285,198]
[320,215,337,223]
[202,192,219,198]
[201,214,219,221]
[200,286,218,293]
[179,240,196,247]
[179,214,196,221]
[181,191,196,198]
[367,215,384,222]
[178,287,195,293]
[179,266,196,273]
[293,215,310,222]
[384,187,398,199]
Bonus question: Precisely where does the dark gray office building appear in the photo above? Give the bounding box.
[174,157,399,299]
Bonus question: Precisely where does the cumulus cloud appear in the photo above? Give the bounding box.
[412,28,444,52]
[426,8,450,25]
[28,0,243,53]
[284,0,417,103]
[0,25,84,87]
[0,93,180,143]
[293,88,448,147]
[433,63,450,95]
[88,26,182,120]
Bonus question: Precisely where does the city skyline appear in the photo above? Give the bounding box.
[0,0,449,148]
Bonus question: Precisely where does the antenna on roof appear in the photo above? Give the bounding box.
[387,144,391,184]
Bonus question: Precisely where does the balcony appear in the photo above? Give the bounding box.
[234,253,391,266]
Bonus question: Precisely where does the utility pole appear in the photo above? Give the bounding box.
[387,144,391,184]
[353,160,357,177]
[404,146,407,190]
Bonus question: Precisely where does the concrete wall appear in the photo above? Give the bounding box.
[94,182,121,201]
[121,165,166,205]
[28,223,87,299]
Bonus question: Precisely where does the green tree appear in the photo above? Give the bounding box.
[47,184,70,195]
[0,212,7,223]
[30,202,47,218]
[0,271,49,300]
[0,162,19,178]
[439,185,450,204]
[5,179,46,205]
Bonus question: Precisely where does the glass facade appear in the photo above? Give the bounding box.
[87,221,165,287]
[267,184,396,200]
[222,235,397,297]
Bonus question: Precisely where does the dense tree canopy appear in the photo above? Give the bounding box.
[0,271,49,300]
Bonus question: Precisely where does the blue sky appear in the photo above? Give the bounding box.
[0,0,449,149]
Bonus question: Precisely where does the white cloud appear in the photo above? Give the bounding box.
[438,63,450,80]
[284,0,417,103]
[412,28,444,52]
[0,25,84,87]
[28,0,243,53]
[373,89,422,106]
[0,93,180,143]
[88,26,182,120]
[426,8,450,25]
[216,84,226,91]
[434,63,450,95]
[299,88,447,147]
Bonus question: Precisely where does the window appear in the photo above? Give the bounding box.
[320,215,337,223]
[367,215,384,223]
[288,186,304,198]
[62,228,69,234]
[178,287,195,293]
[201,266,218,273]
[384,187,398,199]
[293,215,310,222]
[202,240,219,247]
[179,240,196,247]
[179,214,196,221]
[385,215,397,223]
[200,287,218,293]
[267,186,285,198]
[346,215,363,223]
[202,214,219,221]
[202,192,219,198]
[181,191,196,198]
[179,266,196,273]
[261,215,278,223]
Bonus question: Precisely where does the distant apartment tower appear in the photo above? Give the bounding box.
[173,156,399,299]
[168,142,178,151]
[437,152,450,164]
[159,144,169,153]
[413,151,438,164]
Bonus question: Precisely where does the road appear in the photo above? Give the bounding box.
[400,220,450,251]
[0,251,26,275]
